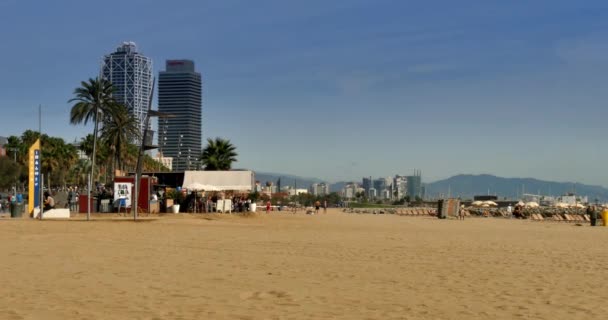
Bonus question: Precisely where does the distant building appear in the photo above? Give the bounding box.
[102,42,153,142]
[362,177,372,195]
[311,183,330,196]
[393,175,407,199]
[381,189,391,200]
[341,183,359,199]
[288,188,309,196]
[407,170,423,199]
[557,194,588,205]
[70,139,89,160]
[368,188,377,198]
[474,195,499,201]
[373,178,387,196]
[154,152,173,171]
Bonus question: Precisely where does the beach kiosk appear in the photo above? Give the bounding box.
[181,170,254,213]
[114,176,157,213]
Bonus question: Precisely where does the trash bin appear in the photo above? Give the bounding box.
[100,199,110,213]
[10,202,23,218]
[79,195,96,213]
[602,210,608,227]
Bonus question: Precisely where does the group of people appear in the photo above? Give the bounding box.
[179,192,254,213]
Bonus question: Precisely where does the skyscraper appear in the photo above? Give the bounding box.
[158,60,202,172]
[407,170,423,200]
[102,42,153,141]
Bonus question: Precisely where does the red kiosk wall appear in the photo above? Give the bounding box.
[114,176,154,212]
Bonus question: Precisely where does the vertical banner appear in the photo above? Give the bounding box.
[28,139,41,214]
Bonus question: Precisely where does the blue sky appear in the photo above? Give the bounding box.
[1,0,608,185]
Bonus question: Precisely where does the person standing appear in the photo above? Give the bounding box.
[314,201,321,214]
[507,205,513,218]
[266,200,271,213]
[458,205,466,220]
[587,205,597,226]
[323,200,327,214]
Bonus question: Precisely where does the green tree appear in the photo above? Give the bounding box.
[38,135,78,188]
[0,157,21,190]
[69,78,117,182]
[100,104,140,179]
[201,137,238,170]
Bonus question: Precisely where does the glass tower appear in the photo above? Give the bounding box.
[158,60,202,172]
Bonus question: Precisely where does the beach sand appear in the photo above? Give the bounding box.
[1,209,607,319]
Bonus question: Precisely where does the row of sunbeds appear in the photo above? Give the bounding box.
[529,213,592,222]
[394,208,436,216]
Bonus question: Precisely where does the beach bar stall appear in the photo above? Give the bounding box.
[181,170,255,213]
[114,176,157,213]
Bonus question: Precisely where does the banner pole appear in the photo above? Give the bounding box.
[40,174,44,220]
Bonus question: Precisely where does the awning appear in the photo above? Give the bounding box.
[182,170,254,191]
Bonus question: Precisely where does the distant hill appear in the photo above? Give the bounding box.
[425,174,608,201]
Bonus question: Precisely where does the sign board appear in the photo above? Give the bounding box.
[28,139,41,214]
[114,182,133,208]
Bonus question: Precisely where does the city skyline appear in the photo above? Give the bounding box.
[1,1,608,186]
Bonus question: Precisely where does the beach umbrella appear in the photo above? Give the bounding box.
[525,202,539,208]
[483,201,498,206]
[517,201,525,206]
[472,201,484,207]
[555,202,569,208]
[481,203,490,208]
[571,203,585,208]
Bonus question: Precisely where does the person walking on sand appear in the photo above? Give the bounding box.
[314,201,321,214]
[587,205,597,226]
[457,205,466,220]
[266,200,271,214]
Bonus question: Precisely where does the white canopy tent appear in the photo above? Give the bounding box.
[182,170,254,192]
[181,171,255,213]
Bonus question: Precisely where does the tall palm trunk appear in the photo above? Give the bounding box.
[91,105,99,189]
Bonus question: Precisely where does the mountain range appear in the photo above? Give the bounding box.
[254,172,608,201]
[425,174,608,201]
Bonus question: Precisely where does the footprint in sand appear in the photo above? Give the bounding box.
[239,290,293,301]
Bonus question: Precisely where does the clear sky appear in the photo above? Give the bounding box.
[1,0,607,185]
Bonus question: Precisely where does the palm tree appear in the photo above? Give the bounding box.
[100,104,140,179]
[69,77,117,183]
[201,137,238,170]
[79,134,95,159]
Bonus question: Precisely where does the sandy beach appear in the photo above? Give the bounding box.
[1,210,607,319]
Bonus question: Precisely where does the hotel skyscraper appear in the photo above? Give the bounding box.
[158,60,202,172]
[101,42,153,142]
